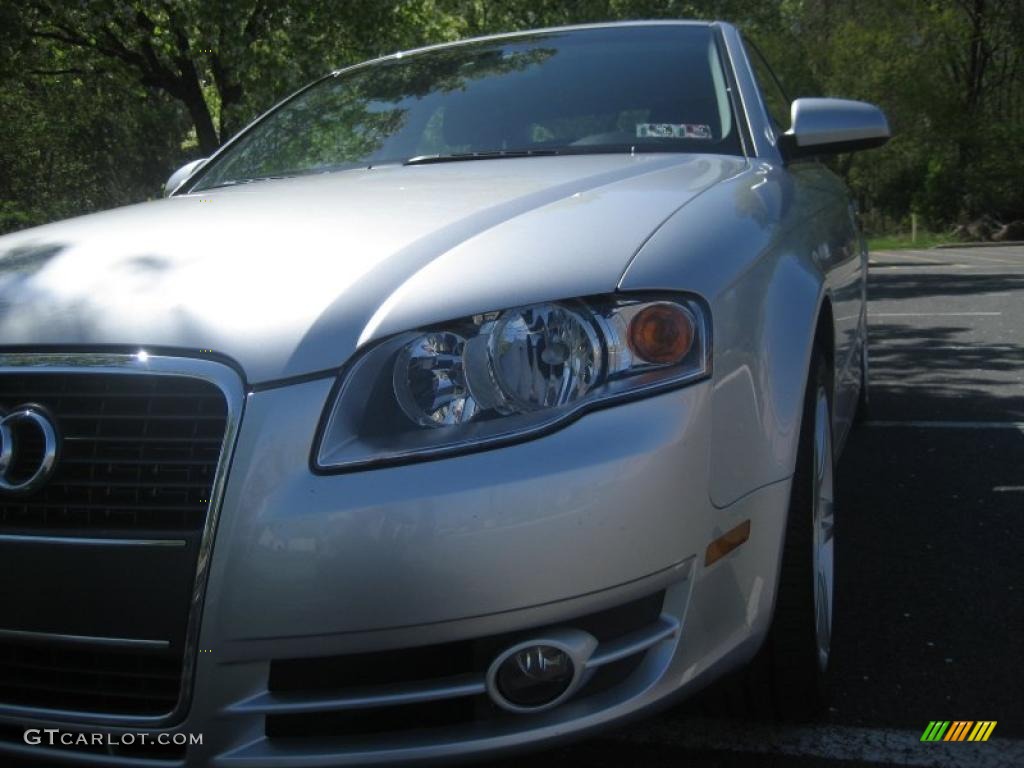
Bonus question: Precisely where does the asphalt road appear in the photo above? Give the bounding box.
[484,245,1024,768]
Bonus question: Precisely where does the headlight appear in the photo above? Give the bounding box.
[315,293,710,471]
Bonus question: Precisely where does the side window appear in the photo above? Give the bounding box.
[744,39,791,134]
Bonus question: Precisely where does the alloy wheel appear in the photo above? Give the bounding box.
[811,385,835,672]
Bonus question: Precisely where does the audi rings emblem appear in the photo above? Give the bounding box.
[0,404,60,493]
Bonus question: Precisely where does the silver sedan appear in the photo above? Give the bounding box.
[0,19,888,767]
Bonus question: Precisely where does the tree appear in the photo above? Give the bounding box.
[2,0,1022,235]
[16,1,466,155]
[0,4,190,231]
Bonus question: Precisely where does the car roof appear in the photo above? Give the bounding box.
[332,19,722,76]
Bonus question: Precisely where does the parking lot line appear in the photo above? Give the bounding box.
[870,263,971,269]
[870,265,1024,273]
[608,717,1024,767]
[870,344,1018,351]
[882,248,1024,267]
[945,252,1024,266]
[872,251,947,264]
[865,420,1024,430]
[869,312,1002,317]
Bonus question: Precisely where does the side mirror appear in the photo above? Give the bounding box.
[780,98,890,160]
[163,158,207,197]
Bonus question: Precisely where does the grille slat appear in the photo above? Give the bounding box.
[2,659,180,682]
[1,391,218,400]
[59,413,226,422]
[0,678,177,704]
[0,641,181,714]
[0,370,228,717]
[43,480,213,489]
[64,436,223,444]
[61,458,214,467]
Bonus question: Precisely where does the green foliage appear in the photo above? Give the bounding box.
[1,0,1021,235]
[867,231,957,251]
[781,0,1024,230]
[0,50,189,231]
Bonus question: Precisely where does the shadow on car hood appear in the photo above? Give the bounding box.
[0,153,745,382]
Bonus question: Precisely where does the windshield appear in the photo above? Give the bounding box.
[191,25,742,191]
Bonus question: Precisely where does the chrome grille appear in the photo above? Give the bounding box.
[0,373,226,534]
[0,358,240,725]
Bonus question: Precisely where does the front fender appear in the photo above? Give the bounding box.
[705,248,825,507]
[619,164,830,507]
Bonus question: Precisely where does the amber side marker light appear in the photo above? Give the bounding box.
[705,520,751,566]
[628,303,694,365]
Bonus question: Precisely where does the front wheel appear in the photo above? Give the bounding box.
[735,349,836,720]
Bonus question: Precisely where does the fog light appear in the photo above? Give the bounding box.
[486,631,597,713]
[496,645,575,708]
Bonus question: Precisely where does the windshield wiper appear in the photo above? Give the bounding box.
[195,175,293,191]
[403,144,695,165]
[404,149,563,165]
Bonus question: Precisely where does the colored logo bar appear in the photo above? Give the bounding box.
[921,721,997,742]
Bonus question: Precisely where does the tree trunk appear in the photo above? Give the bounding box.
[182,87,220,155]
[172,58,220,155]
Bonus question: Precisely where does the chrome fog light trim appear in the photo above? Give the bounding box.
[485,629,598,714]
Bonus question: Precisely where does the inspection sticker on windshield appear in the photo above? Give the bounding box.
[636,123,713,140]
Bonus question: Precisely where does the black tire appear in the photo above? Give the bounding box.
[716,347,835,721]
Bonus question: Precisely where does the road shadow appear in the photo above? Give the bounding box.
[867,322,1024,421]
[868,270,1024,303]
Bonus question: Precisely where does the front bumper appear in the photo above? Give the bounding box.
[2,374,791,766]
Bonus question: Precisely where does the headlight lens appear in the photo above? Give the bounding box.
[488,304,601,413]
[393,331,477,426]
[315,293,710,471]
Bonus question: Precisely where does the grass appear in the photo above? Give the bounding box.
[866,231,957,251]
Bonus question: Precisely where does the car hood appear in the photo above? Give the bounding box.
[0,153,745,383]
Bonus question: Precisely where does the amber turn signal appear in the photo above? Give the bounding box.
[704,520,751,566]
[628,303,695,364]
